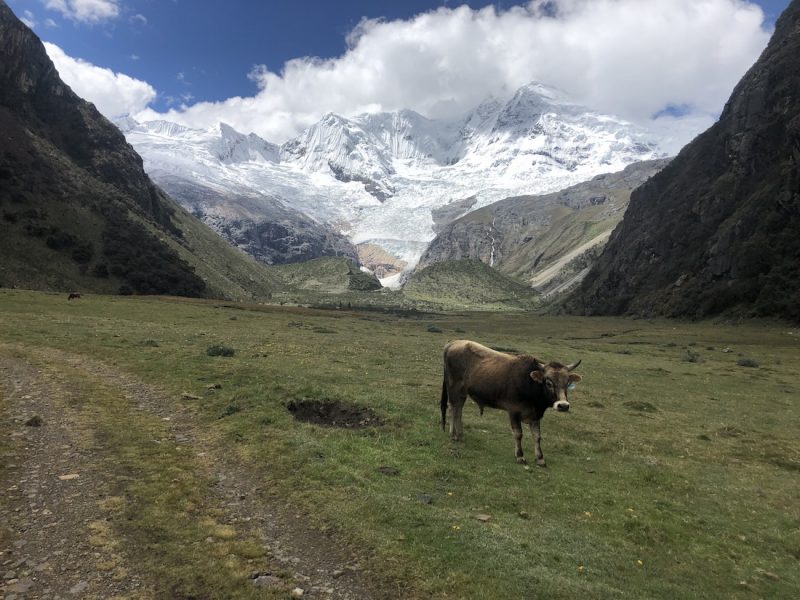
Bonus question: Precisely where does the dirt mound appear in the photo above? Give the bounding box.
[287,399,384,429]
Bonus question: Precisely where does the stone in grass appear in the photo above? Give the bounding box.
[24,415,43,427]
[475,514,492,522]
[417,493,433,505]
[253,574,283,589]
[291,588,305,598]
[69,581,89,595]
[5,579,34,593]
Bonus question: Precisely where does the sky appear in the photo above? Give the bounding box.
[7,0,793,150]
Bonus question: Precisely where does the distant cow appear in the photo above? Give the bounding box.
[67,292,81,300]
[441,340,581,466]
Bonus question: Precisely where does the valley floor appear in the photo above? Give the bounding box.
[1,290,799,599]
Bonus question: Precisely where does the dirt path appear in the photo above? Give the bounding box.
[1,345,402,599]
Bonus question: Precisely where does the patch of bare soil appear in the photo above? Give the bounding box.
[286,399,385,429]
[1,346,405,599]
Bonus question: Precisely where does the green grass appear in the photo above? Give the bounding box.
[403,259,539,310]
[1,289,799,598]
[272,256,380,293]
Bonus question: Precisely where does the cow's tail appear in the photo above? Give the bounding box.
[440,375,448,431]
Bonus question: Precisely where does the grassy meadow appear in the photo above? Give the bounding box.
[1,289,799,598]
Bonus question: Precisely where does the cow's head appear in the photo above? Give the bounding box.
[530,360,582,412]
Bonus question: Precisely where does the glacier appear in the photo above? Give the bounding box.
[119,82,665,281]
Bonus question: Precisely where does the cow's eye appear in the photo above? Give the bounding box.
[545,380,554,388]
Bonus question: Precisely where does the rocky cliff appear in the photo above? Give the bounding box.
[416,159,669,294]
[0,2,174,230]
[156,176,358,266]
[567,0,800,320]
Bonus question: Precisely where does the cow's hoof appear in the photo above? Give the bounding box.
[536,460,547,468]
[516,457,527,465]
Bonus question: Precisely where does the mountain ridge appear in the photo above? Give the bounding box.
[416,159,670,295]
[120,81,665,276]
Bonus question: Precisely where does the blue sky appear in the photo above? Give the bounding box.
[11,1,527,109]
[7,1,790,148]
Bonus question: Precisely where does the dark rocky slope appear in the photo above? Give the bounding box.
[0,1,279,299]
[158,176,358,266]
[567,0,800,320]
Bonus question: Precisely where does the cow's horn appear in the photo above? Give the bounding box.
[533,358,545,369]
[567,360,581,371]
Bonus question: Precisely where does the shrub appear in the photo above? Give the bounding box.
[221,403,241,417]
[101,208,205,297]
[682,350,703,363]
[71,242,94,264]
[46,230,76,250]
[427,325,443,333]
[737,357,759,368]
[207,344,235,357]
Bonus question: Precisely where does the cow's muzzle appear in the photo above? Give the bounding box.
[555,402,570,412]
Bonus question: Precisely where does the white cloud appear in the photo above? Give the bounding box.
[43,0,120,24]
[21,10,37,27]
[137,0,771,150]
[129,13,146,26]
[44,42,157,118]
[44,18,59,28]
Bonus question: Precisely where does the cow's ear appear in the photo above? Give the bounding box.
[530,370,544,383]
[569,373,582,384]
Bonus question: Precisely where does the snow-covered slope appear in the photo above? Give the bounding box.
[120,82,665,276]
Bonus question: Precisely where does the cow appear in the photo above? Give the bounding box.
[67,292,81,300]
[441,340,581,466]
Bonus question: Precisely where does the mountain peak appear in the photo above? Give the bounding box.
[213,121,278,164]
[122,78,665,272]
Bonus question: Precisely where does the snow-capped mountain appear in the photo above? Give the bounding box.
[119,82,665,280]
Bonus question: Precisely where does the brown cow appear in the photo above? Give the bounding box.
[441,340,581,466]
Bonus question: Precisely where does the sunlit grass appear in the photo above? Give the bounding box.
[1,289,798,598]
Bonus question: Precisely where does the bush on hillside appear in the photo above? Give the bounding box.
[101,206,206,297]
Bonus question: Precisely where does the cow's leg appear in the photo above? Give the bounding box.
[448,384,467,442]
[509,413,526,464]
[530,419,546,467]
